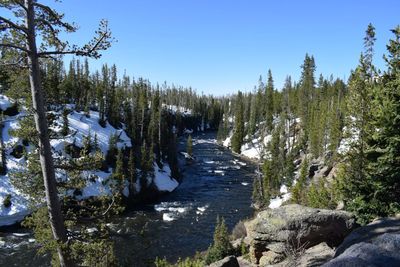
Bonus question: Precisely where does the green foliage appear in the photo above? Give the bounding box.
[205,216,233,265]
[231,91,244,153]
[290,157,308,204]
[23,207,118,266]
[305,178,336,209]
[105,133,118,166]
[61,108,69,136]
[3,194,11,208]
[339,25,400,225]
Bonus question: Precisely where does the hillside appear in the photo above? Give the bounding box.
[0,95,183,226]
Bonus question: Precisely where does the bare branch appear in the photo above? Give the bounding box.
[0,16,28,34]
[0,43,29,53]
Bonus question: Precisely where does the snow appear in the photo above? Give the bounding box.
[162,213,175,221]
[162,104,192,116]
[153,164,179,192]
[268,185,291,209]
[51,110,132,155]
[0,95,13,111]
[0,95,175,227]
[223,136,231,147]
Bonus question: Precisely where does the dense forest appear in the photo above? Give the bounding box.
[1,0,400,266]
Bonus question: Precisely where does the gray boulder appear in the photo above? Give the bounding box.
[208,255,239,267]
[244,204,357,264]
[324,217,400,267]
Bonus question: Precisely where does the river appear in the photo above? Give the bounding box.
[0,133,256,266]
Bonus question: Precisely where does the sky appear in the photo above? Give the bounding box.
[40,0,400,95]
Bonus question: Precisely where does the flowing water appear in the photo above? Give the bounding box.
[0,133,256,266]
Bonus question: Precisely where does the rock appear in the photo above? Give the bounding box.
[236,256,256,267]
[245,204,357,264]
[323,217,400,267]
[323,234,400,267]
[334,217,400,257]
[259,250,285,265]
[208,256,239,267]
[296,242,334,267]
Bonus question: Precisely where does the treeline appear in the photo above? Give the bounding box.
[216,54,346,204]
[220,24,400,225]
[0,58,225,183]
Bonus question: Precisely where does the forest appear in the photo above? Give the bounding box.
[1,0,400,267]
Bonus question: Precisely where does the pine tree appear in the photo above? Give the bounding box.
[265,69,274,133]
[291,157,308,204]
[0,2,113,265]
[231,91,244,153]
[61,109,69,136]
[346,26,400,223]
[128,149,137,195]
[205,216,233,264]
[113,149,124,189]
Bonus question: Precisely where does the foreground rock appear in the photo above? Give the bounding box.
[244,204,357,264]
[208,256,240,267]
[323,217,400,266]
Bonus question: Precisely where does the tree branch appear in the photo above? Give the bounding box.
[33,2,76,32]
[0,16,28,34]
[0,43,29,53]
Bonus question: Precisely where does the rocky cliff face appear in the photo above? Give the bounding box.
[243,204,358,265]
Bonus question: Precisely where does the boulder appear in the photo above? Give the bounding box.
[296,242,334,267]
[245,204,357,264]
[208,256,239,267]
[259,250,285,265]
[323,217,400,267]
[333,217,400,257]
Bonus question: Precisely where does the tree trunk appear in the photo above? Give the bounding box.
[24,0,73,266]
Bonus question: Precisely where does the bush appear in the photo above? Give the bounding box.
[3,194,11,208]
[231,220,247,240]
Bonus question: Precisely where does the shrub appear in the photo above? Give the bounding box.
[3,194,12,208]
[231,220,247,240]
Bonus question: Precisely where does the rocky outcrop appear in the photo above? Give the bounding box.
[208,256,240,267]
[323,217,400,267]
[244,204,357,264]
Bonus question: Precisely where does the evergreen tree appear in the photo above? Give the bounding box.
[231,91,244,153]
[265,69,274,132]
[128,149,137,195]
[61,109,69,136]
[205,216,233,265]
[291,157,308,204]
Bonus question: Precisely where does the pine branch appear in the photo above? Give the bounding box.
[0,42,28,53]
[0,15,28,34]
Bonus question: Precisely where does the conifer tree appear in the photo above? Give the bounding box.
[128,149,137,195]
[231,91,244,153]
[61,109,69,136]
[0,2,113,265]
[291,157,308,204]
[265,69,274,133]
[205,216,233,264]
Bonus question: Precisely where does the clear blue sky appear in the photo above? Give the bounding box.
[46,0,399,95]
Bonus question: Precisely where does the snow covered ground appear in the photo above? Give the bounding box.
[0,96,180,226]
